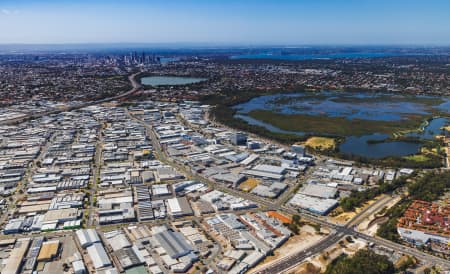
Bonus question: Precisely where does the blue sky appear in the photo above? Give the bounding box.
[1,0,449,45]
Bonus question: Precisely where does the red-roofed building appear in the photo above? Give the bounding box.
[397,200,450,249]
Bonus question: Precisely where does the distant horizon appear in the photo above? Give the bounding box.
[1,42,450,46]
[1,43,449,55]
[1,42,450,49]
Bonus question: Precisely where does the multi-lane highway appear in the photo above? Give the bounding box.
[128,111,450,273]
[0,72,143,126]
[254,231,346,274]
[3,71,448,273]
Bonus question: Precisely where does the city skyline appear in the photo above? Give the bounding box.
[1,2,450,273]
[1,0,450,45]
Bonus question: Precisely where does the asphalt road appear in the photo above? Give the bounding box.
[3,72,448,272]
[134,113,450,273]
[0,72,143,126]
[254,231,346,274]
[87,125,103,227]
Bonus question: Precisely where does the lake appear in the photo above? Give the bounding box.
[407,117,449,140]
[141,76,207,86]
[339,133,423,159]
[233,91,450,158]
[234,91,449,121]
[235,114,305,136]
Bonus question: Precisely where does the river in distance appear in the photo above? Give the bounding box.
[230,52,405,61]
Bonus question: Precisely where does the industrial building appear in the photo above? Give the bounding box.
[250,182,288,198]
[288,193,338,215]
[114,246,145,270]
[154,228,195,259]
[2,238,31,274]
[87,243,112,270]
[73,260,87,274]
[76,229,101,248]
[166,197,194,218]
[241,164,286,181]
[299,183,338,199]
[37,240,60,262]
[230,132,248,146]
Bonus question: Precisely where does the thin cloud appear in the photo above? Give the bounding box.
[1,9,19,15]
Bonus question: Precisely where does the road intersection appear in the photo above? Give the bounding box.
[128,108,450,273]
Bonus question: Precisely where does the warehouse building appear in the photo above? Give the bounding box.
[98,208,136,225]
[250,182,288,198]
[114,245,145,270]
[2,238,31,274]
[252,164,286,175]
[134,185,154,221]
[87,243,112,270]
[152,183,171,197]
[166,197,194,218]
[73,260,87,274]
[37,240,60,262]
[230,132,247,146]
[240,169,284,181]
[288,193,338,215]
[76,229,101,248]
[154,229,195,259]
[212,173,246,188]
[291,144,305,157]
[172,180,200,193]
[299,183,338,199]
[22,236,44,272]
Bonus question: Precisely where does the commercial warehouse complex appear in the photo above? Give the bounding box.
[0,99,438,274]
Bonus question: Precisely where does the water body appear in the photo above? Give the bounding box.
[339,133,422,159]
[235,114,304,136]
[407,117,449,140]
[233,91,450,158]
[230,52,403,61]
[234,91,450,121]
[141,76,207,86]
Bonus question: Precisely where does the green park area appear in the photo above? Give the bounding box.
[247,109,425,136]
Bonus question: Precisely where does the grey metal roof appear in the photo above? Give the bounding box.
[154,230,193,259]
[87,243,111,269]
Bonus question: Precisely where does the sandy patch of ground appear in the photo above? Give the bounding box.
[304,137,336,150]
[366,222,381,236]
[442,126,450,133]
[288,262,321,274]
[43,235,78,274]
[329,197,379,225]
[329,209,356,225]
[286,236,367,274]
[249,225,325,273]
[357,196,402,235]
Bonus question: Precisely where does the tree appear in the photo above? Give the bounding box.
[292,214,301,224]
[396,256,416,272]
[325,249,395,274]
[340,175,410,211]
[287,223,299,235]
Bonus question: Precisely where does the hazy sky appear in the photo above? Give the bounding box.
[1,0,450,45]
